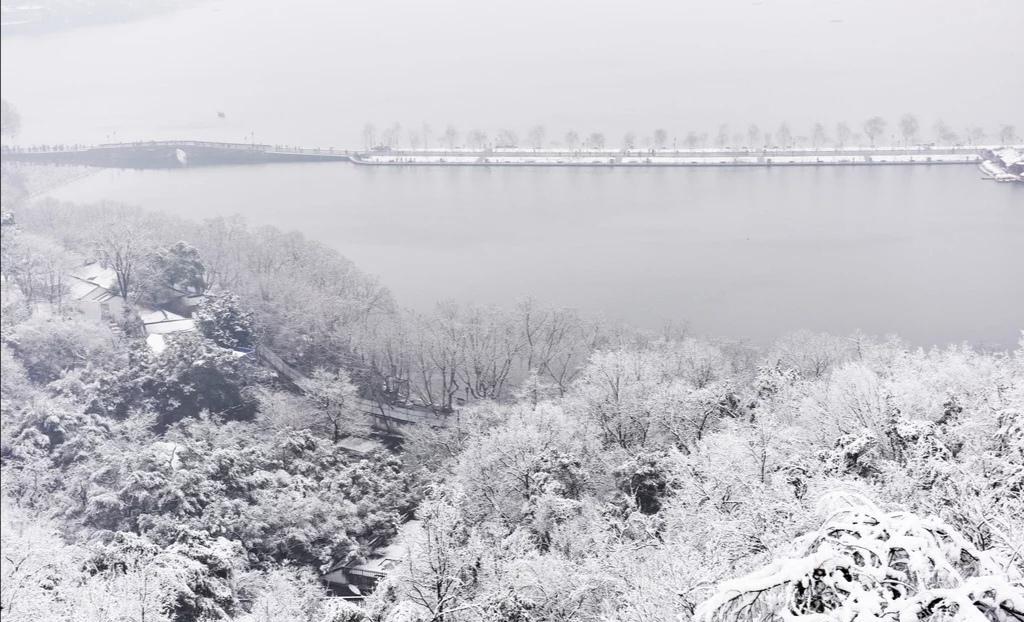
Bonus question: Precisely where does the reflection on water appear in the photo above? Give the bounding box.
[47,163,1024,347]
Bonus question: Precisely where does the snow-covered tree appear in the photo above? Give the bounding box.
[195,292,257,350]
[154,241,207,294]
[301,367,361,442]
[6,312,120,383]
[696,491,1023,621]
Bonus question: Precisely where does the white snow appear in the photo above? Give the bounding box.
[353,152,981,166]
[146,333,167,354]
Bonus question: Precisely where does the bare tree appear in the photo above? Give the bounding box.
[410,307,463,412]
[898,114,919,146]
[747,124,761,149]
[564,130,580,150]
[495,129,518,148]
[468,129,488,150]
[443,125,459,149]
[421,122,432,149]
[361,123,376,150]
[684,131,700,149]
[622,132,637,150]
[653,128,668,149]
[2,231,76,311]
[588,132,605,149]
[378,122,402,148]
[776,123,793,148]
[398,493,482,622]
[998,124,1017,144]
[965,126,985,146]
[94,215,155,301]
[932,119,958,145]
[811,123,827,148]
[836,122,852,148]
[716,124,730,148]
[863,116,887,147]
[456,306,525,401]
[519,300,599,395]
[302,367,361,442]
[527,125,546,149]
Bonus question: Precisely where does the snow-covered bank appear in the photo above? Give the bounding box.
[349,144,1019,167]
[351,152,984,167]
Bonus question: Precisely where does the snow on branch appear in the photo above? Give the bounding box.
[695,491,1024,621]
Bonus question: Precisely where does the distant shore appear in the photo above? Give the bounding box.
[6,141,1018,171]
[351,145,987,168]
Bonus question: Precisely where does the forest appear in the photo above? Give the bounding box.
[1,171,1022,621]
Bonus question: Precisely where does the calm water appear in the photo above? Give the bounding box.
[48,163,1023,347]
[4,0,1023,346]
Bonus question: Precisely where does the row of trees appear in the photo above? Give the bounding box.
[357,301,611,412]
[362,117,1020,151]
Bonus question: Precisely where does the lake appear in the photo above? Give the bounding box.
[46,162,1024,347]
[3,0,1022,346]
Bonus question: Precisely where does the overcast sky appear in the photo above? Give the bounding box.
[2,0,1021,146]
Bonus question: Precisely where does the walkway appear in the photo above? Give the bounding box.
[5,140,1013,170]
[254,346,454,433]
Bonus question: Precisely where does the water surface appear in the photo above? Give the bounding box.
[48,163,1024,347]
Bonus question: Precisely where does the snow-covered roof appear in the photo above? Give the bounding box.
[138,307,187,324]
[68,262,120,302]
[146,333,167,354]
[145,320,196,335]
[353,541,408,574]
[69,262,118,291]
[68,279,116,302]
[139,307,196,335]
[323,521,423,582]
[994,147,1022,167]
[336,437,386,456]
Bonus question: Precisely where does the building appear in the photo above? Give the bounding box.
[68,262,126,323]
[979,147,1023,182]
[68,262,201,349]
[322,521,422,600]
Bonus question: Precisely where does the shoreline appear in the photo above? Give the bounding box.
[4,141,1021,173]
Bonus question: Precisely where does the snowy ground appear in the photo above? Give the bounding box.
[352,151,985,167]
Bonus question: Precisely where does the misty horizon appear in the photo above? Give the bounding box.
[2,0,1022,147]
